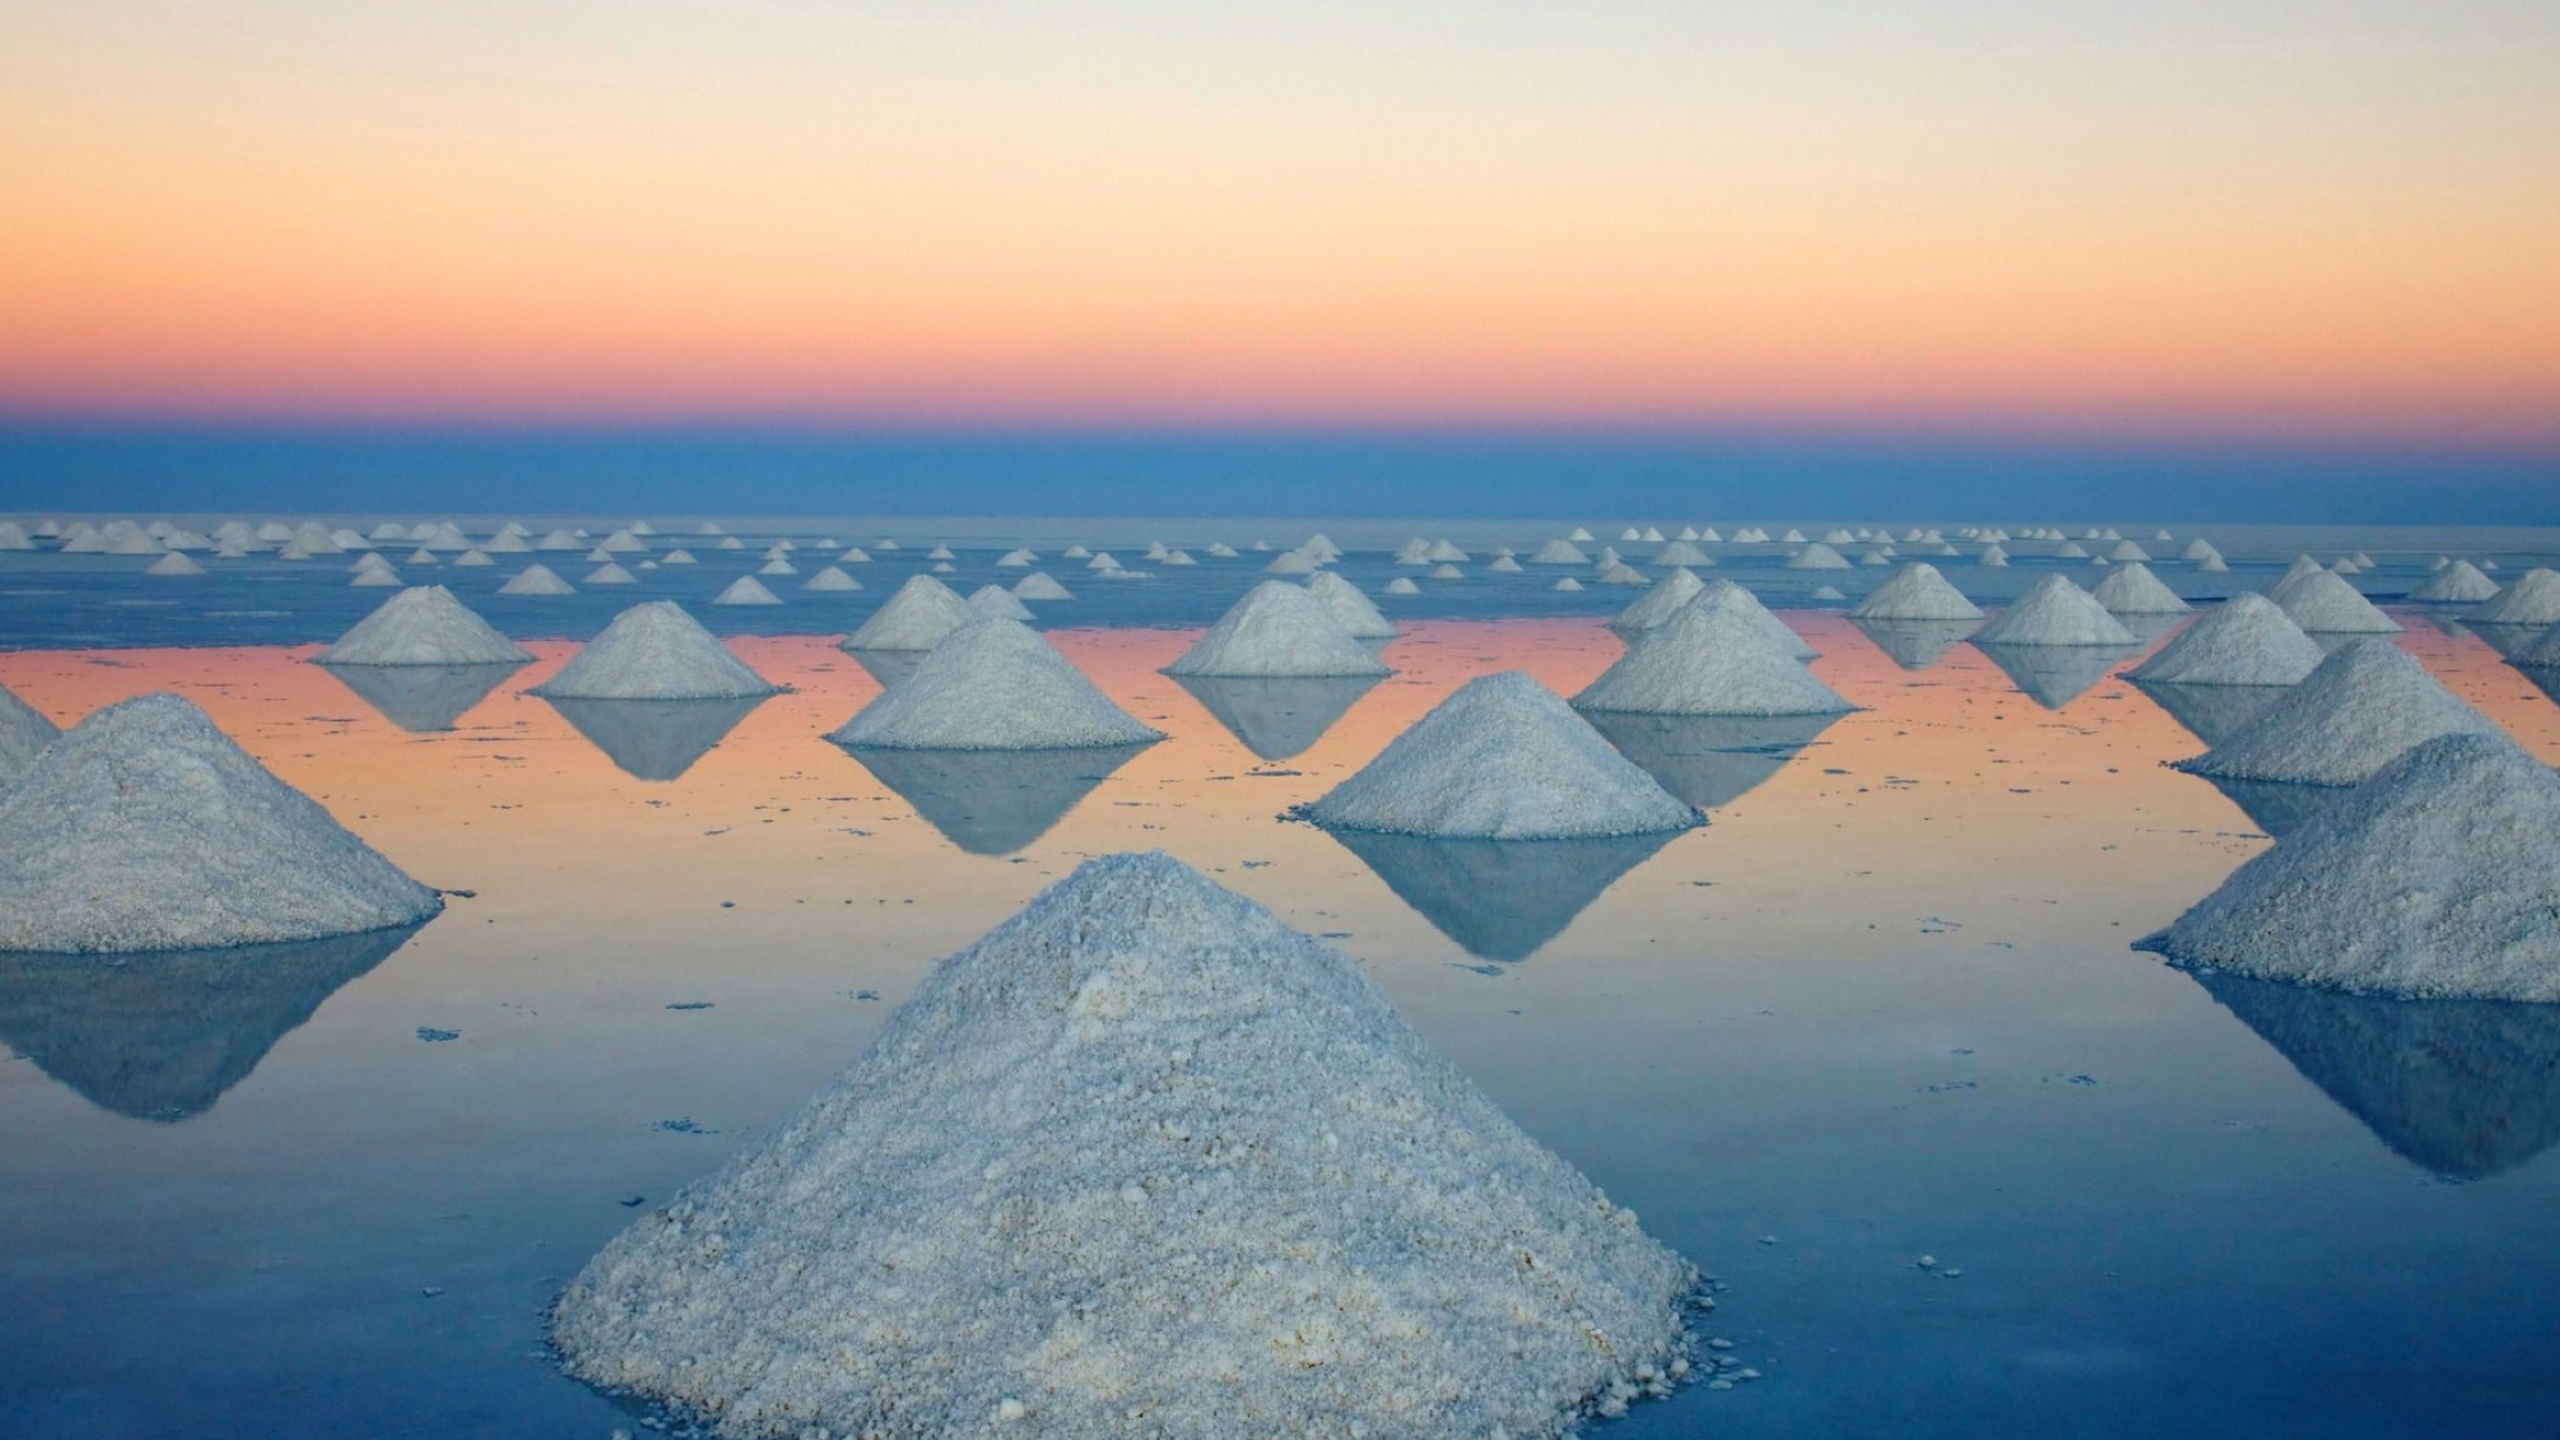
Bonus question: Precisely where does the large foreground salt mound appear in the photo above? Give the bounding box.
[1574,602,1853,716]
[844,575,974,651]
[1302,673,1698,838]
[1691,579,1815,659]
[2173,639,2498,786]
[317,586,532,666]
[2141,735,2560,1001]
[1969,574,2137,646]
[0,694,442,953]
[2128,594,2323,687]
[1847,563,1981,622]
[1305,570,1397,639]
[1165,581,1389,678]
[833,618,1161,750]
[553,853,1696,1440]
[2090,562,2190,615]
[533,602,778,700]
[1,682,61,786]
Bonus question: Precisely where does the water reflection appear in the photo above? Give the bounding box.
[1318,828,1679,962]
[1850,618,1976,671]
[2190,773,2341,839]
[2465,624,2542,662]
[2512,663,2560,709]
[2131,679,2289,749]
[2194,970,2560,1180]
[844,744,1154,855]
[1170,674,1381,761]
[1971,642,2135,709]
[321,662,525,733]
[544,695,769,781]
[1584,711,1839,810]
[0,923,424,1122]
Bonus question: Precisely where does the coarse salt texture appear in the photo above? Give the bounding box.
[2410,560,2499,604]
[532,602,778,701]
[0,694,441,953]
[844,575,975,651]
[1608,567,1707,632]
[1165,581,1391,679]
[1574,601,1853,717]
[1301,672,1699,838]
[552,852,1698,1440]
[832,618,1161,751]
[2090,562,2191,616]
[0,682,62,786]
[1846,563,1983,623]
[2172,639,2500,786]
[1969,574,2137,646]
[2468,568,2560,627]
[967,585,1034,621]
[2128,594,2323,687]
[1685,580,1816,660]
[316,586,532,667]
[1304,570,1398,639]
[2267,566,2400,634]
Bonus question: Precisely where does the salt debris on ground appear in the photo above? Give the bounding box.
[1970,574,2137,645]
[711,576,784,607]
[1013,572,1073,602]
[2267,563,2400,634]
[318,586,532,667]
[1574,602,1853,716]
[2141,735,2560,1001]
[0,694,442,953]
[966,584,1033,620]
[1847,563,1982,622]
[2411,560,2498,604]
[2127,594,2320,687]
[2091,562,2190,615]
[2469,568,2560,627]
[831,619,1160,750]
[1305,570,1397,638]
[1301,672,1699,838]
[1611,566,1707,631]
[498,564,575,596]
[0,683,61,786]
[533,602,779,700]
[1164,582,1390,678]
[2173,639,2500,786]
[844,575,973,649]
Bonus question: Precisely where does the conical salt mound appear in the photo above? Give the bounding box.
[1574,602,1852,717]
[1970,574,2137,646]
[317,586,532,667]
[1,682,62,786]
[553,853,1698,1440]
[533,602,777,700]
[2091,562,2190,615]
[966,584,1032,621]
[1691,579,1814,659]
[2128,594,2323,686]
[1847,562,1982,622]
[2410,560,2498,604]
[711,576,784,607]
[1784,542,1851,569]
[0,695,442,953]
[498,564,575,596]
[2142,735,2560,1001]
[1013,571,1073,602]
[1608,566,1707,631]
[1165,581,1390,678]
[832,619,1160,751]
[1301,673,1699,838]
[1530,538,1588,565]
[844,574,974,651]
[2468,568,2560,627]
[2173,639,2499,786]
[1304,569,1396,639]
[2270,567,2400,634]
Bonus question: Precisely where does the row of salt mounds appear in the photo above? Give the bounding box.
[0,682,62,786]
[2090,561,2191,615]
[2128,594,2323,687]
[844,575,974,651]
[2264,556,2399,634]
[2410,559,2499,604]
[1692,579,1816,659]
[1610,567,1706,632]
[531,603,779,701]
[316,587,532,667]
[552,852,1698,1440]
[1299,673,1698,838]
[0,694,441,953]
[1163,581,1389,679]
[1969,574,2136,646]
[831,618,1160,750]
[2172,640,2499,786]
[1573,601,1853,717]
[2470,568,2560,627]
[1305,569,1397,639]
[2140,735,2560,1001]
[1846,562,1981,622]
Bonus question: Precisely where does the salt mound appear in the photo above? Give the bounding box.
[1574,602,1853,717]
[802,566,861,593]
[2090,562,2190,615]
[2127,594,2320,686]
[1305,570,1397,639]
[967,585,1032,620]
[318,586,532,667]
[0,682,61,785]
[584,562,638,585]
[1530,538,1588,565]
[2270,568,2400,634]
[1847,563,1981,622]
[712,576,784,607]
[1165,582,1389,679]
[533,603,778,701]
[2174,640,2499,786]
[1596,562,1648,585]
[1977,544,2009,567]
[831,619,1160,750]
[1609,566,1706,631]
[144,552,205,577]
[1691,579,1815,659]
[1785,543,1850,569]
[844,575,972,650]
[2469,568,2560,627]
[1970,574,2136,646]
[1302,673,1698,838]
[1548,577,1579,592]
[1013,572,1073,602]
[2141,735,2560,1001]
[498,564,575,596]
[2411,560,2498,603]
[0,695,442,953]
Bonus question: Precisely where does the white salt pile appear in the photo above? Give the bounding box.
[1301,673,1698,838]
[318,586,531,667]
[1977,544,2009,567]
[350,564,403,587]
[0,694,442,953]
[1305,570,1397,638]
[1165,582,1390,679]
[533,602,777,701]
[2410,560,2498,604]
[2141,734,2560,1001]
[2128,594,2321,687]
[1575,602,1853,717]
[1487,554,1522,573]
[2091,562,2190,615]
[802,566,861,593]
[712,576,784,607]
[1013,572,1074,602]
[2268,564,2400,634]
[499,564,575,596]
[584,562,638,586]
[1548,577,1577,592]
[1428,562,1464,580]
[143,552,205,578]
[1610,566,1707,631]
[1531,538,1589,565]
[1847,563,1981,622]
[757,558,798,577]
[844,575,973,650]
[1596,562,1649,586]
[2469,568,2560,627]
[831,619,1159,750]
[0,683,61,786]
[1785,543,1851,569]
[2174,640,2499,786]
[1654,540,1712,567]
[1970,574,2137,646]
[1693,579,1815,659]
[966,584,1032,621]
[554,852,1696,1440]
[660,549,696,566]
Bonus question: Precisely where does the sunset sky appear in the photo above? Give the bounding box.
[3,1,2555,512]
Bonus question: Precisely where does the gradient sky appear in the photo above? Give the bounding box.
[3,2,2558,504]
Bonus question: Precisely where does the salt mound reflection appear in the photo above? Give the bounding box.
[545,695,768,781]
[1170,673,1381,761]
[322,661,524,733]
[1321,828,1678,962]
[846,743,1153,855]
[1584,711,1838,810]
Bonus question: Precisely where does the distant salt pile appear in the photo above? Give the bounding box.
[0,683,60,786]
[832,619,1158,750]
[1847,563,1982,622]
[1977,544,2009,567]
[453,549,493,567]
[1204,542,1238,558]
[1548,577,1578,592]
[498,565,575,597]
[534,602,777,701]
[1013,572,1073,602]
[2091,562,2190,615]
[1610,566,1707,632]
[1428,562,1464,580]
[2054,541,2090,559]
[143,552,205,578]
[1531,538,1589,565]
[1305,569,1397,638]
[711,576,784,607]
[966,584,1032,621]
[1596,562,1648,586]
[1263,549,1317,575]
[757,558,798,577]
[1575,602,1852,717]
[0,522,35,551]
[1166,581,1390,679]
[845,575,973,650]
[2410,560,2498,604]
[2106,539,2151,563]
[318,586,531,667]
[584,562,638,586]
[2267,563,2400,634]
[1785,542,1851,570]
[659,549,696,566]
[2142,735,2560,1001]
[1971,574,2136,646]
[1302,673,1698,838]
[2128,594,2320,687]
[1486,554,1522,573]
[0,694,441,953]
[2174,640,2498,786]
[2469,568,2560,627]
[802,566,861,593]
[1654,540,1712,567]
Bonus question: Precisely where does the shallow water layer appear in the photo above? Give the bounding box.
[3,612,2559,1439]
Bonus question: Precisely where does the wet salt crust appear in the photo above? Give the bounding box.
[2127,594,2324,687]
[1164,581,1390,679]
[1573,602,1852,717]
[316,587,535,668]
[2172,639,2500,787]
[553,853,1698,1440]
[831,618,1161,751]
[531,602,778,701]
